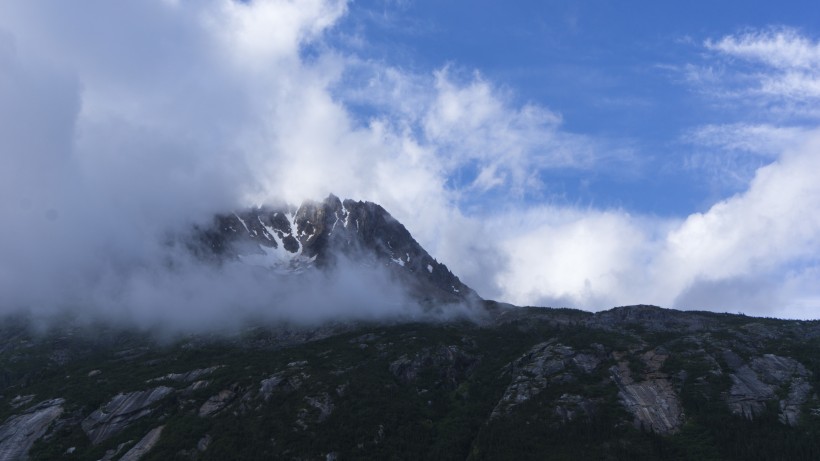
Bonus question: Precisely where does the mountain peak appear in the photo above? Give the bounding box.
[193,196,479,305]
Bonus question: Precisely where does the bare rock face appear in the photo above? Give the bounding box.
[296,393,335,429]
[81,386,173,445]
[305,393,334,422]
[8,395,35,409]
[492,342,598,418]
[119,425,164,461]
[199,385,240,417]
[723,351,812,425]
[554,394,596,423]
[195,195,478,305]
[0,398,64,461]
[725,365,774,418]
[147,366,221,384]
[781,379,812,426]
[99,441,130,461]
[389,345,478,389]
[258,363,309,401]
[610,349,684,434]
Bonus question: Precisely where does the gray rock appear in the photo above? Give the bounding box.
[554,394,595,423]
[751,354,808,384]
[197,434,212,452]
[9,395,34,409]
[491,342,576,418]
[198,196,478,305]
[81,386,173,445]
[99,440,131,461]
[259,370,306,401]
[723,351,812,424]
[295,393,336,430]
[0,398,64,461]
[726,364,774,418]
[147,366,221,384]
[199,386,238,417]
[389,345,478,389]
[610,350,684,434]
[780,378,812,426]
[119,425,164,461]
[571,353,601,374]
[304,393,334,422]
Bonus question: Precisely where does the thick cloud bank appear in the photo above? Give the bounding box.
[0,2,819,323]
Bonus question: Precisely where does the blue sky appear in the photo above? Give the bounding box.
[328,0,820,214]
[1,0,820,321]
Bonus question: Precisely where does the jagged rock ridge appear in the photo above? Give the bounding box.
[194,194,477,305]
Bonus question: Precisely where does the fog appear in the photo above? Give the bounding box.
[1,1,819,325]
[0,1,454,332]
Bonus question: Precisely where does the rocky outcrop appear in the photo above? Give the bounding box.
[81,386,173,445]
[554,394,596,423]
[0,398,64,461]
[297,393,335,429]
[119,425,164,461]
[147,366,222,384]
[781,379,812,426]
[199,385,239,417]
[8,395,34,409]
[492,342,599,418]
[610,349,684,434]
[99,441,130,461]
[723,351,812,425]
[195,195,478,304]
[197,434,212,452]
[389,345,478,389]
[259,362,309,401]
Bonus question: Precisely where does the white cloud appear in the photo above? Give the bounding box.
[336,64,632,205]
[686,123,808,157]
[2,1,820,325]
[1,0,602,325]
[700,27,820,111]
[660,132,820,291]
[422,69,595,195]
[706,27,820,71]
[681,123,810,189]
[485,130,820,317]
[491,208,661,309]
[211,0,346,64]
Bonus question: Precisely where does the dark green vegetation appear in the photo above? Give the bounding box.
[2,304,820,460]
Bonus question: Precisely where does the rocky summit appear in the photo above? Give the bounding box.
[192,194,477,306]
[1,199,820,460]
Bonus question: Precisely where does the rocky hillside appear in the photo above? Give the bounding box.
[2,304,820,460]
[192,195,476,305]
[2,198,820,460]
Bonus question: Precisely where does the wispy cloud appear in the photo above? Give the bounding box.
[680,123,810,189]
[698,27,820,116]
[706,27,820,72]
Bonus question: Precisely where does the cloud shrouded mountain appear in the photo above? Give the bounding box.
[0,1,819,321]
[193,194,478,306]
